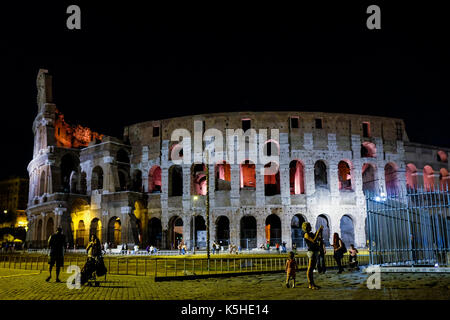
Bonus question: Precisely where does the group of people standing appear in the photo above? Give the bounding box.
[285,222,359,290]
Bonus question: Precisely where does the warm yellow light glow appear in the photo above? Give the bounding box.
[3,210,7,214]
[193,195,199,201]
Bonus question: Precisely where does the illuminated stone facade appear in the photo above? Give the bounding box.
[26,70,450,249]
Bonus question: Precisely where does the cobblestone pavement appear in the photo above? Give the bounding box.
[0,267,449,300]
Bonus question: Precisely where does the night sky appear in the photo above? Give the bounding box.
[0,2,448,180]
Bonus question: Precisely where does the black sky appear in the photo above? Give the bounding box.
[0,2,449,180]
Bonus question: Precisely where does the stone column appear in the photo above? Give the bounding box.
[208,164,215,208]
[256,214,266,249]
[229,211,240,248]
[255,164,265,207]
[161,167,169,209]
[230,164,240,207]
[329,162,339,204]
[279,132,290,206]
[120,206,132,245]
[182,164,191,211]
[53,207,66,229]
[183,214,192,250]
[103,156,116,193]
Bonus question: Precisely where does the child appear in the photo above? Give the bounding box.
[285,251,298,288]
[348,244,359,270]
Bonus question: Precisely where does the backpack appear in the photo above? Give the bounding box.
[340,241,347,254]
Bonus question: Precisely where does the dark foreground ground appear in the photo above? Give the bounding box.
[0,267,449,300]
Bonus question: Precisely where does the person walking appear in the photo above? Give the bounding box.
[302,222,323,290]
[46,227,66,282]
[316,233,326,274]
[285,251,298,288]
[332,233,346,274]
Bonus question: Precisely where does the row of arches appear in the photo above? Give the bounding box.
[406,163,450,191]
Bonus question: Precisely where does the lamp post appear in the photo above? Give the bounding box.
[192,195,198,254]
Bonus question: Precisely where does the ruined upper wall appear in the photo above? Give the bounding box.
[125,111,409,158]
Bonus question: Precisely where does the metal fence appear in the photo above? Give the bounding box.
[0,253,369,280]
[366,185,450,266]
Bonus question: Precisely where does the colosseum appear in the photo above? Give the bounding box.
[26,69,450,250]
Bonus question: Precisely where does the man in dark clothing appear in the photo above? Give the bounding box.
[46,227,66,282]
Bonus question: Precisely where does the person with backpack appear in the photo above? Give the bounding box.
[285,251,298,288]
[332,233,346,274]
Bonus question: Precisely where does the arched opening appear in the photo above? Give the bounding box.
[46,218,54,241]
[265,214,281,246]
[37,220,43,245]
[89,218,102,241]
[437,150,448,163]
[316,215,330,246]
[440,168,450,190]
[216,216,230,246]
[289,160,305,195]
[60,153,79,193]
[240,160,256,189]
[423,165,435,191]
[69,171,78,193]
[91,166,104,190]
[406,163,418,190]
[362,163,376,194]
[135,219,143,245]
[76,220,86,248]
[361,142,376,158]
[240,216,257,249]
[191,163,207,195]
[148,165,162,193]
[263,139,280,157]
[291,214,306,248]
[340,215,355,248]
[107,217,121,247]
[168,165,183,196]
[168,216,183,249]
[116,149,130,163]
[385,162,399,195]
[190,215,206,249]
[118,170,129,191]
[80,172,87,194]
[338,160,352,191]
[147,218,162,247]
[264,162,280,196]
[131,170,143,192]
[215,161,231,191]
[39,170,46,196]
[314,160,328,189]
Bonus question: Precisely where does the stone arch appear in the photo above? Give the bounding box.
[437,150,448,163]
[338,160,353,191]
[406,163,418,190]
[148,165,162,193]
[91,166,104,190]
[263,139,280,157]
[60,153,79,193]
[265,214,282,246]
[289,160,305,195]
[69,170,78,193]
[131,169,143,192]
[215,215,230,246]
[39,170,46,196]
[147,217,162,247]
[423,165,435,191]
[264,162,280,196]
[385,162,399,195]
[89,218,102,241]
[215,161,231,191]
[315,214,330,246]
[46,217,54,241]
[314,160,328,189]
[116,149,130,163]
[168,215,183,249]
[439,168,450,190]
[190,215,206,249]
[361,141,376,158]
[80,172,87,194]
[117,169,129,191]
[76,220,86,248]
[240,160,256,189]
[168,165,183,196]
[362,163,376,194]
[340,215,355,248]
[37,219,43,243]
[191,163,207,195]
[107,217,122,247]
[291,214,306,248]
[240,215,257,249]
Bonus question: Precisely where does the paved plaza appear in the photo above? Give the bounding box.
[0,267,449,300]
